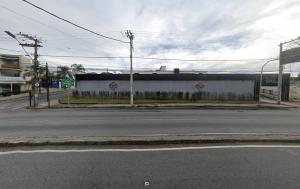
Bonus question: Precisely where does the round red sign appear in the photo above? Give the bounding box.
[195,81,205,89]
[109,81,118,90]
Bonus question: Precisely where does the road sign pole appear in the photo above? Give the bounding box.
[68,90,70,104]
[277,43,283,104]
[46,63,50,108]
[29,91,32,107]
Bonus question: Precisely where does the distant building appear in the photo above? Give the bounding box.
[75,70,290,101]
[0,54,31,95]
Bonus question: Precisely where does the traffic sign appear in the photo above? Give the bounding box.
[62,78,74,88]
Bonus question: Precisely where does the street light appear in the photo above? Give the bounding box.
[4,31,33,60]
[4,31,16,39]
[258,58,278,105]
[4,30,36,107]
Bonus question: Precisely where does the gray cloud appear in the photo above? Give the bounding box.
[0,0,299,73]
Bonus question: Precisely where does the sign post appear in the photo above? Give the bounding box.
[62,78,74,104]
[277,43,283,104]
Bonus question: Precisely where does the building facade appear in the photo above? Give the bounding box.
[0,54,31,96]
[75,73,290,101]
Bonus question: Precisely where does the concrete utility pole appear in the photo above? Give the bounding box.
[33,39,39,106]
[4,31,42,107]
[277,43,283,104]
[46,62,50,108]
[126,30,135,105]
[16,33,42,107]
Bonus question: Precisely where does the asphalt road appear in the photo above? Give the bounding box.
[0,91,68,110]
[0,146,300,188]
[0,108,300,137]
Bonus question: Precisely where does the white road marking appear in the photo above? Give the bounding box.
[0,145,300,155]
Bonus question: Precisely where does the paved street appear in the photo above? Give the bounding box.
[0,108,300,137]
[0,146,299,188]
[0,91,68,110]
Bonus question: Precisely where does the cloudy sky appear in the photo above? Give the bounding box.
[1,0,300,73]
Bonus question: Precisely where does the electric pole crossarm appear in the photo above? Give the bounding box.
[20,44,42,47]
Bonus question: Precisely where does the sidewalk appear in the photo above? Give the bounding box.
[260,98,300,108]
[2,134,300,147]
[48,102,296,110]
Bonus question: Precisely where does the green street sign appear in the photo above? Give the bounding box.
[62,78,74,88]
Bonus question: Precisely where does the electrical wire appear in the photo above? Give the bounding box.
[0,4,69,36]
[22,0,129,44]
[0,47,277,63]
[0,4,114,53]
[39,54,273,62]
[133,57,273,62]
[40,55,128,59]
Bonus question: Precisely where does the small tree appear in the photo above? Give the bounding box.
[22,68,34,91]
[71,64,85,75]
[57,66,70,79]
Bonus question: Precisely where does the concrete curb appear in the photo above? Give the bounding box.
[2,134,300,147]
[46,103,296,110]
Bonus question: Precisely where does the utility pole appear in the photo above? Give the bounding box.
[33,39,38,106]
[277,43,283,104]
[4,31,42,108]
[126,30,134,105]
[46,62,50,108]
[18,33,42,107]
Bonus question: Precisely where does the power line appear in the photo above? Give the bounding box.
[40,55,128,59]
[22,0,129,44]
[0,5,115,52]
[133,57,273,62]
[0,4,69,36]
[39,54,274,62]
[0,47,275,62]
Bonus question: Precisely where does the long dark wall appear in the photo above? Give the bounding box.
[76,73,290,101]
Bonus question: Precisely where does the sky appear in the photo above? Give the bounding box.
[0,0,300,73]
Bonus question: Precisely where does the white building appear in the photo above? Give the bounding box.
[0,54,31,95]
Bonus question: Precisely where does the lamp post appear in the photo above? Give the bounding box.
[4,31,39,107]
[259,59,278,105]
[4,31,33,60]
